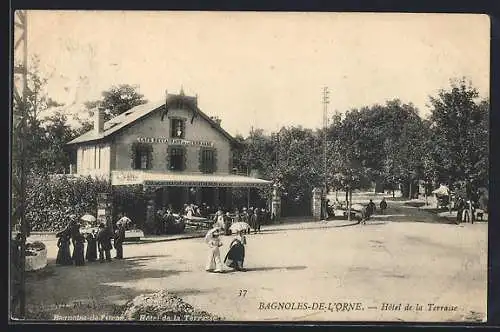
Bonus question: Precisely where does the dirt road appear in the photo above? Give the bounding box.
[23,207,487,322]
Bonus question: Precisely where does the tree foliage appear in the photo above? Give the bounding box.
[12,56,70,174]
[427,78,489,189]
[84,84,148,121]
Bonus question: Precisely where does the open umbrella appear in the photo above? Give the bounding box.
[117,216,131,225]
[350,204,365,212]
[229,222,251,233]
[80,214,96,223]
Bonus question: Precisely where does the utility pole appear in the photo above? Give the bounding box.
[12,10,28,319]
[247,126,253,209]
[322,87,329,220]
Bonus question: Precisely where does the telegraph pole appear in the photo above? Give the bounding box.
[12,10,29,319]
[322,87,329,219]
[247,126,254,209]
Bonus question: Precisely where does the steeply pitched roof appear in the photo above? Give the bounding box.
[66,98,237,146]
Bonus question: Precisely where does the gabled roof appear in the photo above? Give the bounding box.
[66,97,237,146]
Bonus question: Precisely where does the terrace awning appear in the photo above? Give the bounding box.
[111,170,272,188]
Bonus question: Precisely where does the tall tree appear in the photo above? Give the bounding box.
[327,99,429,198]
[84,84,148,121]
[38,112,78,173]
[13,55,65,173]
[428,78,489,189]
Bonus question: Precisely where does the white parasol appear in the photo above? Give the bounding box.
[117,216,132,225]
[432,185,450,196]
[350,204,365,212]
[80,214,96,223]
[229,222,251,233]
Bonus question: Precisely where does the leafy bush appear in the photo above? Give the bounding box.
[21,173,111,232]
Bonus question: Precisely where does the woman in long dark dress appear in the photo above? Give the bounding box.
[224,230,246,271]
[56,233,72,265]
[85,231,98,262]
[72,233,86,266]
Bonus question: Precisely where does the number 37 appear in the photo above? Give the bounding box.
[239,289,247,297]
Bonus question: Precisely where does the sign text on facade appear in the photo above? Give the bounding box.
[137,137,214,147]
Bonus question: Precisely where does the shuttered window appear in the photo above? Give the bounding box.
[199,148,217,173]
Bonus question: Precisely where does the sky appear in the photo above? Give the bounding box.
[17,11,490,137]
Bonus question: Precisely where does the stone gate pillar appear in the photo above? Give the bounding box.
[143,186,156,234]
[312,188,322,220]
[271,183,281,223]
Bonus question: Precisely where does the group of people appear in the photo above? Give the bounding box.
[455,197,477,224]
[155,207,184,234]
[213,206,270,235]
[55,214,127,266]
[203,206,273,273]
[359,198,388,224]
[205,226,247,273]
[155,202,271,235]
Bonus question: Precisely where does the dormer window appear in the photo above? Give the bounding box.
[171,118,185,139]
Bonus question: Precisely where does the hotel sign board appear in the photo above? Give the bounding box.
[137,137,214,147]
[144,181,271,188]
[111,171,144,186]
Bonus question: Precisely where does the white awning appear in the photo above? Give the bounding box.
[111,171,272,188]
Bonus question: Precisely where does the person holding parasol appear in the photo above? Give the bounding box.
[225,221,250,271]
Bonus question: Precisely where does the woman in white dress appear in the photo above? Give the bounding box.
[205,227,223,273]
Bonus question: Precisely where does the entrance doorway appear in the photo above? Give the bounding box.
[166,187,185,213]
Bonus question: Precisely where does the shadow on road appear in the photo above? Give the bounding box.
[245,265,307,272]
[25,253,192,320]
[122,254,171,260]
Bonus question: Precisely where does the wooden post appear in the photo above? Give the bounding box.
[347,186,352,222]
[448,177,451,214]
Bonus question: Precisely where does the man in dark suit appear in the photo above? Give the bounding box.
[97,223,112,262]
[114,222,126,259]
[251,209,260,234]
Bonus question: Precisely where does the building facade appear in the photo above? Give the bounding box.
[66,92,272,215]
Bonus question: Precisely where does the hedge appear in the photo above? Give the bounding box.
[18,174,111,232]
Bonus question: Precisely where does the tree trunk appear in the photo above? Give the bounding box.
[348,189,353,222]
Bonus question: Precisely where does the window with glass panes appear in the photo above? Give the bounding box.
[170,118,186,139]
[169,147,185,171]
[132,144,152,170]
[134,149,150,170]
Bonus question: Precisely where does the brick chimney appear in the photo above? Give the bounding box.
[94,108,104,135]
